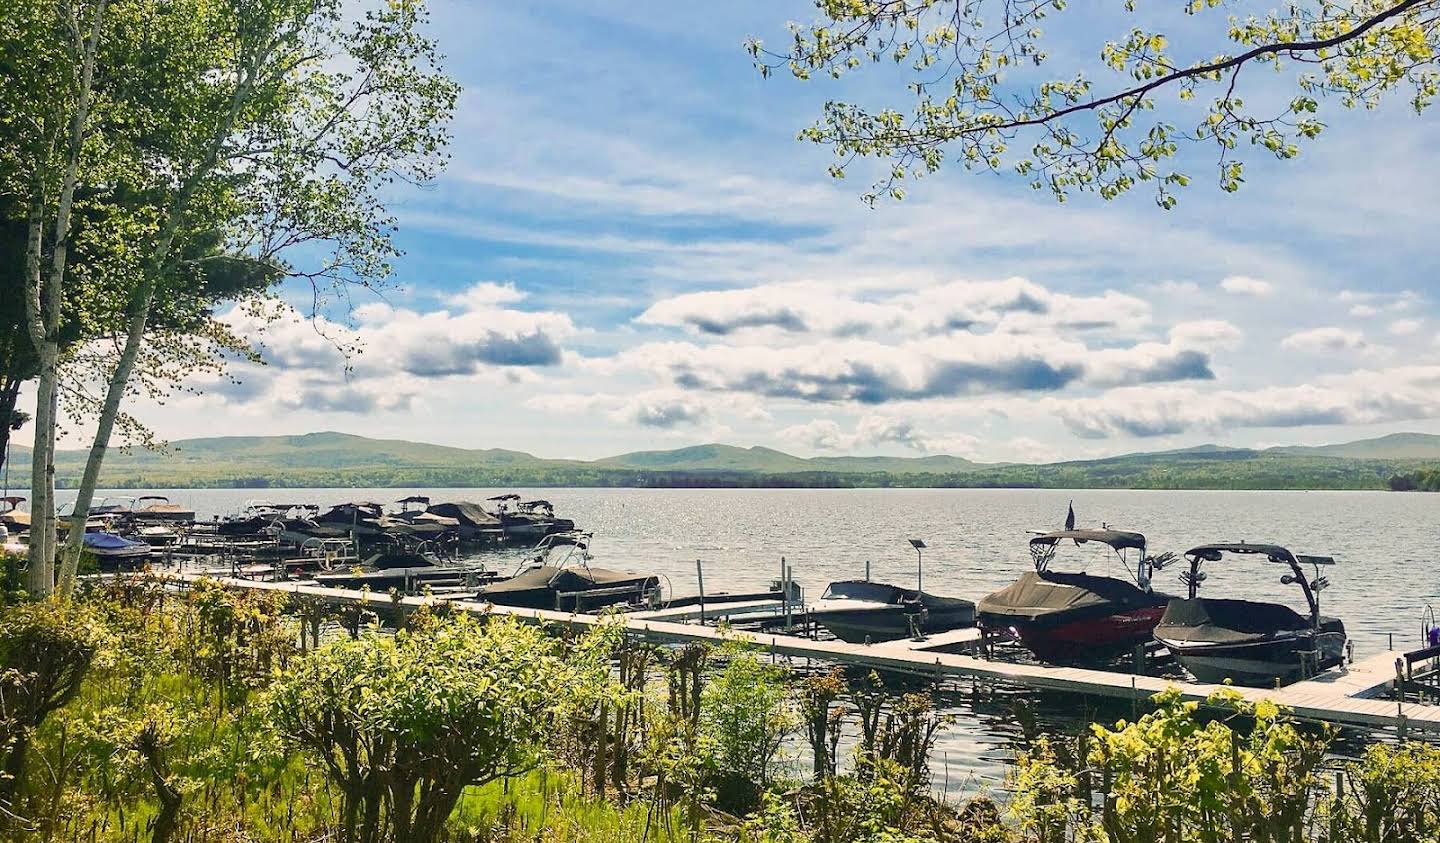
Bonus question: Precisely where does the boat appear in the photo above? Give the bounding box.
[808,579,976,643]
[82,531,152,567]
[977,527,1173,663]
[425,500,505,543]
[487,495,575,542]
[473,532,660,612]
[0,496,28,532]
[1154,542,1346,686]
[90,495,195,523]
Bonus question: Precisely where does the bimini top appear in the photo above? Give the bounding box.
[1185,543,1335,566]
[1029,528,1147,552]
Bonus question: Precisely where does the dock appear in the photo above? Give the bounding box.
[177,574,1440,736]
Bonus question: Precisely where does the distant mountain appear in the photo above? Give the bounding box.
[1,430,1437,490]
[595,444,979,474]
[1267,432,1440,460]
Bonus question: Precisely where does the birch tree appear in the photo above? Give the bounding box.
[0,0,110,595]
[53,0,457,593]
[750,0,1439,206]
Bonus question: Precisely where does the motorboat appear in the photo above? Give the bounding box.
[90,495,195,523]
[809,580,976,643]
[487,495,575,542]
[474,531,660,612]
[425,500,505,543]
[0,496,28,532]
[1154,542,1346,687]
[82,531,152,567]
[977,527,1173,663]
[217,501,314,536]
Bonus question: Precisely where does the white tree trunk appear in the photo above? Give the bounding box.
[58,285,155,593]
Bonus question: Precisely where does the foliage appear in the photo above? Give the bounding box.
[702,644,798,809]
[1326,742,1440,843]
[750,0,1440,206]
[1010,687,1334,843]
[266,613,570,843]
[0,599,107,810]
[1391,468,1440,490]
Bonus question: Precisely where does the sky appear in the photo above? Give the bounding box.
[104,0,1440,462]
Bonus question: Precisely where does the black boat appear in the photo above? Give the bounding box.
[473,532,660,612]
[977,527,1173,663]
[1154,542,1346,687]
[425,500,505,543]
[809,580,975,643]
[487,495,575,542]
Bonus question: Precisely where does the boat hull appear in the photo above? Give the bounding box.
[1000,606,1168,663]
[814,603,976,644]
[1159,631,1347,687]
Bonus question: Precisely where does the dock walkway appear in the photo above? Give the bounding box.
[180,575,1440,735]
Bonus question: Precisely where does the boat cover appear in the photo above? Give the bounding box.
[83,532,148,551]
[823,580,976,612]
[1156,598,1317,645]
[978,571,1164,623]
[480,565,657,596]
[364,551,437,570]
[426,501,501,528]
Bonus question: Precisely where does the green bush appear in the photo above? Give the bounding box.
[266,613,572,843]
[702,645,797,812]
[0,599,107,810]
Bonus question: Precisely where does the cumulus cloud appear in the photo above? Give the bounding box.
[1390,318,1422,336]
[201,281,577,415]
[637,277,1151,341]
[1220,275,1274,296]
[1056,366,1440,438]
[777,414,977,453]
[1281,327,1367,354]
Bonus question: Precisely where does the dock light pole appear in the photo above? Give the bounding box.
[909,539,926,592]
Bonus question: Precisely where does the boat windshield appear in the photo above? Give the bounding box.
[1181,542,1335,621]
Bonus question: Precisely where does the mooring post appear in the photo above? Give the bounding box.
[865,560,870,582]
[695,559,706,625]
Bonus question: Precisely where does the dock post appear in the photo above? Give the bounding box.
[696,560,706,625]
[865,560,870,582]
[780,556,790,630]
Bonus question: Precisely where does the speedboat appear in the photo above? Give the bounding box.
[1154,542,1346,686]
[977,528,1173,663]
[312,549,495,592]
[809,580,976,643]
[474,532,659,612]
[82,531,152,567]
[0,496,29,532]
[425,500,505,543]
[487,495,575,542]
[89,495,195,523]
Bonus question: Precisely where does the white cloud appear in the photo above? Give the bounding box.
[1280,326,1368,354]
[1055,366,1440,438]
[777,414,978,454]
[1220,275,1274,296]
[1390,318,1423,336]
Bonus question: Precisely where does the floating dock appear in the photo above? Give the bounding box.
[178,574,1440,735]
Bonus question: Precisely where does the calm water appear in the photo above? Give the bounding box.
[56,486,1440,791]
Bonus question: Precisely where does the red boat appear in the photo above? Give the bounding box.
[977,528,1173,664]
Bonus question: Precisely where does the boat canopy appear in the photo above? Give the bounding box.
[1029,528,1147,552]
[396,495,430,505]
[1185,542,1335,566]
[1180,541,1334,619]
[487,494,521,502]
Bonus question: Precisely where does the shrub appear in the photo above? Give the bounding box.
[266,614,568,843]
[1327,742,1440,843]
[702,646,796,812]
[0,599,107,809]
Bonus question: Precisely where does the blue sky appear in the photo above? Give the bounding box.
[140,0,1440,461]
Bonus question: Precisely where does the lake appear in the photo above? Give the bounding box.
[54,486,1440,791]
